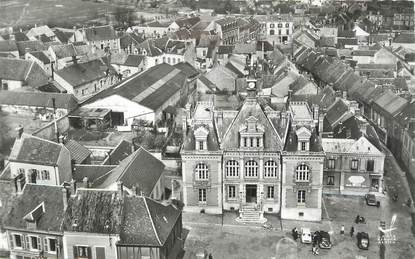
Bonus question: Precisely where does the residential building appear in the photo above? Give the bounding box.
[26,25,57,42]
[259,16,294,45]
[54,58,119,100]
[61,187,183,259]
[25,51,53,76]
[281,102,325,221]
[7,131,72,187]
[4,184,66,259]
[208,17,239,45]
[0,40,19,58]
[71,25,121,53]
[322,136,385,195]
[115,54,146,78]
[0,57,49,91]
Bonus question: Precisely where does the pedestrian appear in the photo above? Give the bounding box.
[350,226,354,237]
[355,215,360,224]
[340,225,345,235]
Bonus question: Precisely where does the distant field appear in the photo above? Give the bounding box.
[0,0,164,28]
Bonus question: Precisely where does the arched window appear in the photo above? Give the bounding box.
[195,163,209,180]
[296,164,310,182]
[264,160,278,178]
[225,160,239,177]
[245,160,258,177]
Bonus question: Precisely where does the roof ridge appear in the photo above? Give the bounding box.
[143,196,162,246]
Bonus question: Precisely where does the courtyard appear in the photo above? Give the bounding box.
[181,154,415,259]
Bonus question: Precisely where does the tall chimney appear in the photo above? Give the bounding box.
[70,179,77,196]
[16,126,24,139]
[318,112,325,135]
[62,188,68,211]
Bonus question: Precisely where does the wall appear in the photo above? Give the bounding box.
[62,232,119,259]
[10,161,59,186]
[33,115,70,141]
[1,80,22,90]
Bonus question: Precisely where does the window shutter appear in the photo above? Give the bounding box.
[25,235,30,250]
[8,234,14,249]
[44,238,48,252]
[37,237,41,250]
[73,246,78,257]
[87,247,92,259]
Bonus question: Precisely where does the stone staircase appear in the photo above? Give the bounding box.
[236,205,267,224]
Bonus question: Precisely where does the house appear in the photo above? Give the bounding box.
[136,38,164,69]
[116,54,146,78]
[197,75,218,93]
[91,147,165,200]
[207,17,239,45]
[48,44,79,71]
[258,16,294,45]
[25,51,53,76]
[119,32,145,54]
[0,91,78,120]
[81,63,189,127]
[54,58,119,100]
[0,57,49,90]
[26,25,57,42]
[4,184,66,259]
[7,130,72,187]
[181,81,288,220]
[0,40,19,58]
[281,102,325,221]
[131,20,175,38]
[216,45,234,65]
[71,25,121,53]
[293,29,319,51]
[161,39,196,67]
[16,40,47,57]
[61,187,183,259]
[64,139,92,165]
[322,136,385,195]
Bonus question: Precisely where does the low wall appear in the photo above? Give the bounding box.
[32,115,70,140]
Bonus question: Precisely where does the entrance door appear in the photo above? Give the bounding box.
[245,184,257,203]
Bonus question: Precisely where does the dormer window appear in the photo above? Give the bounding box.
[296,127,312,151]
[239,116,264,149]
[194,126,209,151]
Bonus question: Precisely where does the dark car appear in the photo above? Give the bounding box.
[357,232,370,250]
[365,194,378,206]
[314,231,332,249]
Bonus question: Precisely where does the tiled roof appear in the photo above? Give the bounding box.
[217,45,235,55]
[174,62,199,78]
[9,133,64,166]
[27,25,55,38]
[64,139,91,164]
[72,164,116,182]
[83,25,118,41]
[62,189,123,234]
[0,91,78,110]
[84,63,186,111]
[175,16,201,28]
[373,90,408,116]
[121,196,181,246]
[123,54,145,67]
[0,40,18,52]
[322,136,383,155]
[93,147,165,195]
[352,50,376,56]
[50,44,77,59]
[16,40,46,56]
[4,184,65,232]
[53,29,72,44]
[198,75,217,92]
[29,51,51,64]
[55,59,113,88]
[102,140,133,165]
[234,42,256,54]
[394,33,415,44]
[325,99,350,128]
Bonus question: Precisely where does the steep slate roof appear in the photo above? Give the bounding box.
[174,16,201,28]
[72,164,116,182]
[9,133,64,166]
[4,184,65,232]
[325,99,350,128]
[92,147,165,195]
[62,189,124,234]
[183,124,220,151]
[102,140,133,165]
[373,90,408,116]
[84,63,186,111]
[16,40,46,56]
[0,91,78,110]
[50,44,77,59]
[83,25,118,41]
[284,126,323,152]
[0,58,49,88]
[55,59,113,88]
[120,196,181,246]
[221,96,285,150]
[64,139,91,164]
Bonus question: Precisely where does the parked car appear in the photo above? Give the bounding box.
[314,231,332,249]
[365,194,378,206]
[301,228,312,244]
[357,232,370,250]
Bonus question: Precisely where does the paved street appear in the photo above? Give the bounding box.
[182,154,415,259]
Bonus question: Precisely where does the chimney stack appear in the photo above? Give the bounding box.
[117,181,123,198]
[70,179,77,196]
[62,188,68,211]
[16,126,24,139]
